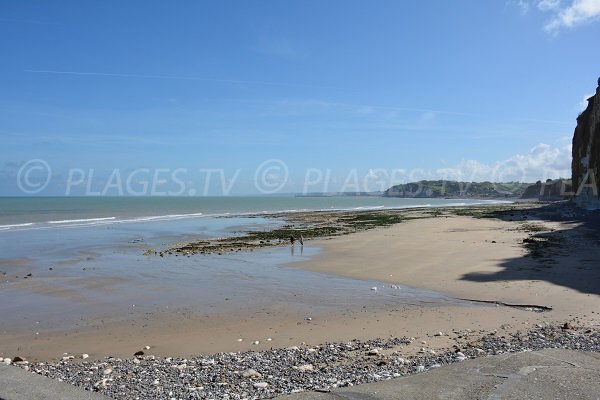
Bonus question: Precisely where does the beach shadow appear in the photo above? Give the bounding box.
[460,202,600,296]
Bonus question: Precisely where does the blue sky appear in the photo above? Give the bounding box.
[1,0,600,195]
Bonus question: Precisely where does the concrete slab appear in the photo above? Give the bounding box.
[0,363,110,400]
[279,349,600,400]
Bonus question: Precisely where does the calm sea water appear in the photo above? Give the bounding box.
[0,196,491,332]
[0,196,506,231]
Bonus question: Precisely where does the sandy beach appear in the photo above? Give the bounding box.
[2,204,599,364]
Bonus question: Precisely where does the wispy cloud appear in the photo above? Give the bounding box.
[509,0,600,32]
[511,0,531,15]
[544,0,600,31]
[260,99,470,117]
[23,69,333,89]
[537,0,562,11]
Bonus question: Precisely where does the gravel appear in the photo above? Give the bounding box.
[12,325,600,400]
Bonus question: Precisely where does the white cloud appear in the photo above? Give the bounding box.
[579,93,595,111]
[509,0,600,32]
[511,0,531,15]
[537,0,561,11]
[544,0,600,31]
[434,143,572,182]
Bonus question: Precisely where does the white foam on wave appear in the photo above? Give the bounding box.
[48,217,117,224]
[351,205,386,210]
[123,212,204,223]
[0,222,34,229]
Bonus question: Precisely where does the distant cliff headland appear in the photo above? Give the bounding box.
[383,181,530,199]
[572,78,600,209]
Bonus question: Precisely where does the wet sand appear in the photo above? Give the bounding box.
[1,206,599,362]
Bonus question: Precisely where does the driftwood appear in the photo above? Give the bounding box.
[457,298,553,312]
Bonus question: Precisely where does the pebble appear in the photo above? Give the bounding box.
[242,369,262,378]
[371,286,378,291]
[81,354,89,360]
[294,364,314,372]
[11,325,600,400]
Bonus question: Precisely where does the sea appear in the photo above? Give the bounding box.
[0,196,506,230]
[0,196,500,333]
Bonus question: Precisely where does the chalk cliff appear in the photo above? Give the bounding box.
[572,79,600,209]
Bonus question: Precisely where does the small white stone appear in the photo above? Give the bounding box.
[253,382,268,389]
[253,341,260,345]
[81,354,89,360]
[416,365,425,373]
[434,332,444,337]
[144,346,151,350]
[103,368,113,375]
[294,364,314,372]
[242,369,262,378]
[368,348,380,355]
[456,352,466,358]
[237,338,243,342]
[266,338,272,342]
[431,364,441,368]
[94,378,108,389]
[371,286,378,291]
[153,379,160,385]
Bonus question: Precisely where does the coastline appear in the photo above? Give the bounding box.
[2,201,600,398]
